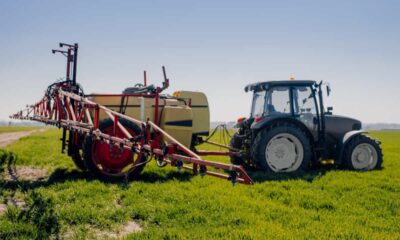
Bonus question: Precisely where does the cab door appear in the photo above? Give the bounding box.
[291,86,320,140]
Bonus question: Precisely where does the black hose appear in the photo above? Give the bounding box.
[202,124,233,144]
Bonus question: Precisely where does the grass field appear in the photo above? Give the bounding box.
[0,129,399,239]
[0,126,40,134]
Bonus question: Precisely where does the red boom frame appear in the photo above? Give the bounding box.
[10,43,253,185]
[11,88,253,185]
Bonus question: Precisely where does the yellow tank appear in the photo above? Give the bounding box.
[173,91,210,136]
[88,91,209,148]
[159,106,193,147]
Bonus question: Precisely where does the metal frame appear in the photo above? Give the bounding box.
[11,42,253,185]
[11,88,252,185]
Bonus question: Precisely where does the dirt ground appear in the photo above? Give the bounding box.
[2,166,48,182]
[0,128,48,148]
[0,131,33,147]
[1,129,47,216]
[94,220,142,238]
[0,166,47,216]
[0,203,6,215]
[0,131,34,148]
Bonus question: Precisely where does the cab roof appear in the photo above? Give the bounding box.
[245,80,316,92]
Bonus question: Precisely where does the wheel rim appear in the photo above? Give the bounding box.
[265,133,304,172]
[351,143,378,170]
[91,125,141,176]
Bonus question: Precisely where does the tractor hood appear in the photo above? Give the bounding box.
[325,115,362,140]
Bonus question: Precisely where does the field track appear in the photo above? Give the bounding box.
[0,131,33,148]
[0,128,46,148]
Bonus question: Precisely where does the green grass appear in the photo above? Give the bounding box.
[0,130,399,239]
[0,126,40,134]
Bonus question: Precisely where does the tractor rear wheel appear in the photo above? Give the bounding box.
[343,135,383,171]
[252,123,312,173]
[83,119,147,181]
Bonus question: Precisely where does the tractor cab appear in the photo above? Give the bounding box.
[245,80,322,139]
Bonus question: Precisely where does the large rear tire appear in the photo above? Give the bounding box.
[343,135,383,171]
[252,123,312,173]
[83,119,147,181]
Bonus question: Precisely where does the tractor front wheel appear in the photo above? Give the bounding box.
[83,119,147,181]
[343,135,383,171]
[252,123,312,173]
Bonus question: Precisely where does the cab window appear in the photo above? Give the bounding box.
[251,91,266,117]
[292,86,318,129]
[292,86,317,115]
[265,87,291,114]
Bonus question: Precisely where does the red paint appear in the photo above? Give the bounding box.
[113,115,118,136]
[94,106,100,129]
[237,116,246,123]
[91,125,135,172]
[196,150,238,156]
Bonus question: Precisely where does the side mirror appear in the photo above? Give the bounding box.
[326,106,333,115]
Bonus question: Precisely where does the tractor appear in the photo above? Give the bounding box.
[230,80,383,173]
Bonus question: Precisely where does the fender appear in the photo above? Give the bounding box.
[250,115,315,142]
[251,115,300,130]
[336,130,367,164]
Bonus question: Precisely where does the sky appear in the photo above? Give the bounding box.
[0,0,399,123]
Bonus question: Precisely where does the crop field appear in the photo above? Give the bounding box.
[0,128,399,239]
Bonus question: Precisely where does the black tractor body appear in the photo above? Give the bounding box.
[231,80,382,173]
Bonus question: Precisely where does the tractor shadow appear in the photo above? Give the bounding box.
[138,170,193,183]
[246,165,337,183]
[247,162,386,183]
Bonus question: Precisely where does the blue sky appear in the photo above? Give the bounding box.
[0,0,399,123]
